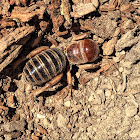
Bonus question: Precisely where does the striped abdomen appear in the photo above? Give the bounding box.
[23,48,66,85]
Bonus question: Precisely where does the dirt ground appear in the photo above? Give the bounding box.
[0,0,140,139]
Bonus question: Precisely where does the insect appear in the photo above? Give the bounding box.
[14,36,100,98]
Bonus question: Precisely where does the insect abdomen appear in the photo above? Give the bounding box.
[23,48,66,85]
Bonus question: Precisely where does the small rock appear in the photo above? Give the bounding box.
[125,106,138,117]
[64,101,71,107]
[113,56,120,62]
[114,71,119,76]
[94,77,99,82]
[105,90,112,97]
[119,67,124,72]
[120,59,132,68]
[88,95,93,102]
[71,2,97,18]
[96,89,103,95]
[120,50,125,55]
[51,131,60,139]
[2,119,26,132]
[57,114,66,128]
[37,114,45,119]
[43,118,50,126]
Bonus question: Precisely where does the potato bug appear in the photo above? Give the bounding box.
[14,37,100,98]
[23,48,66,85]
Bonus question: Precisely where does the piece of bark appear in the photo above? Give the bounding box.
[0,26,35,54]
[39,21,49,32]
[10,0,29,6]
[99,0,124,11]
[0,19,16,29]
[0,26,35,72]
[37,124,48,135]
[10,3,46,23]
[50,0,65,34]
[60,0,72,28]
[80,13,117,39]
[71,1,98,18]
[1,0,10,16]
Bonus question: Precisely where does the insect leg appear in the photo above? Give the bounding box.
[28,73,64,98]
[78,63,101,70]
[57,67,72,99]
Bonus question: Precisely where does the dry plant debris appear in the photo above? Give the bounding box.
[0,0,140,139]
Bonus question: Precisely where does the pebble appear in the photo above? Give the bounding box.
[120,50,125,55]
[105,90,112,97]
[134,115,140,121]
[57,114,66,128]
[114,71,119,76]
[117,84,122,92]
[94,77,99,82]
[119,67,124,72]
[64,101,71,107]
[43,118,50,126]
[113,56,120,62]
[96,89,103,95]
[88,95,93,102]
[125,106,138,117]
[104,78,108,83]
[37,114,45,119]
[7,95,14,104]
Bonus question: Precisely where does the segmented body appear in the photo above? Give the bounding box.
[66,39,99,64]
[23,48,66,85]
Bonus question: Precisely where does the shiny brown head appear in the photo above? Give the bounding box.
[66,39,99,64]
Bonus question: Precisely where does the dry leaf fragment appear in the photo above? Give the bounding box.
[120,3,132,12]
[102,37,117,55]
[115,26,139,51]
[37,125,48,134]
[102,27,120,55]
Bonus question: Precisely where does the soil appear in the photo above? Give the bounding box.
[0,0,140,140]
